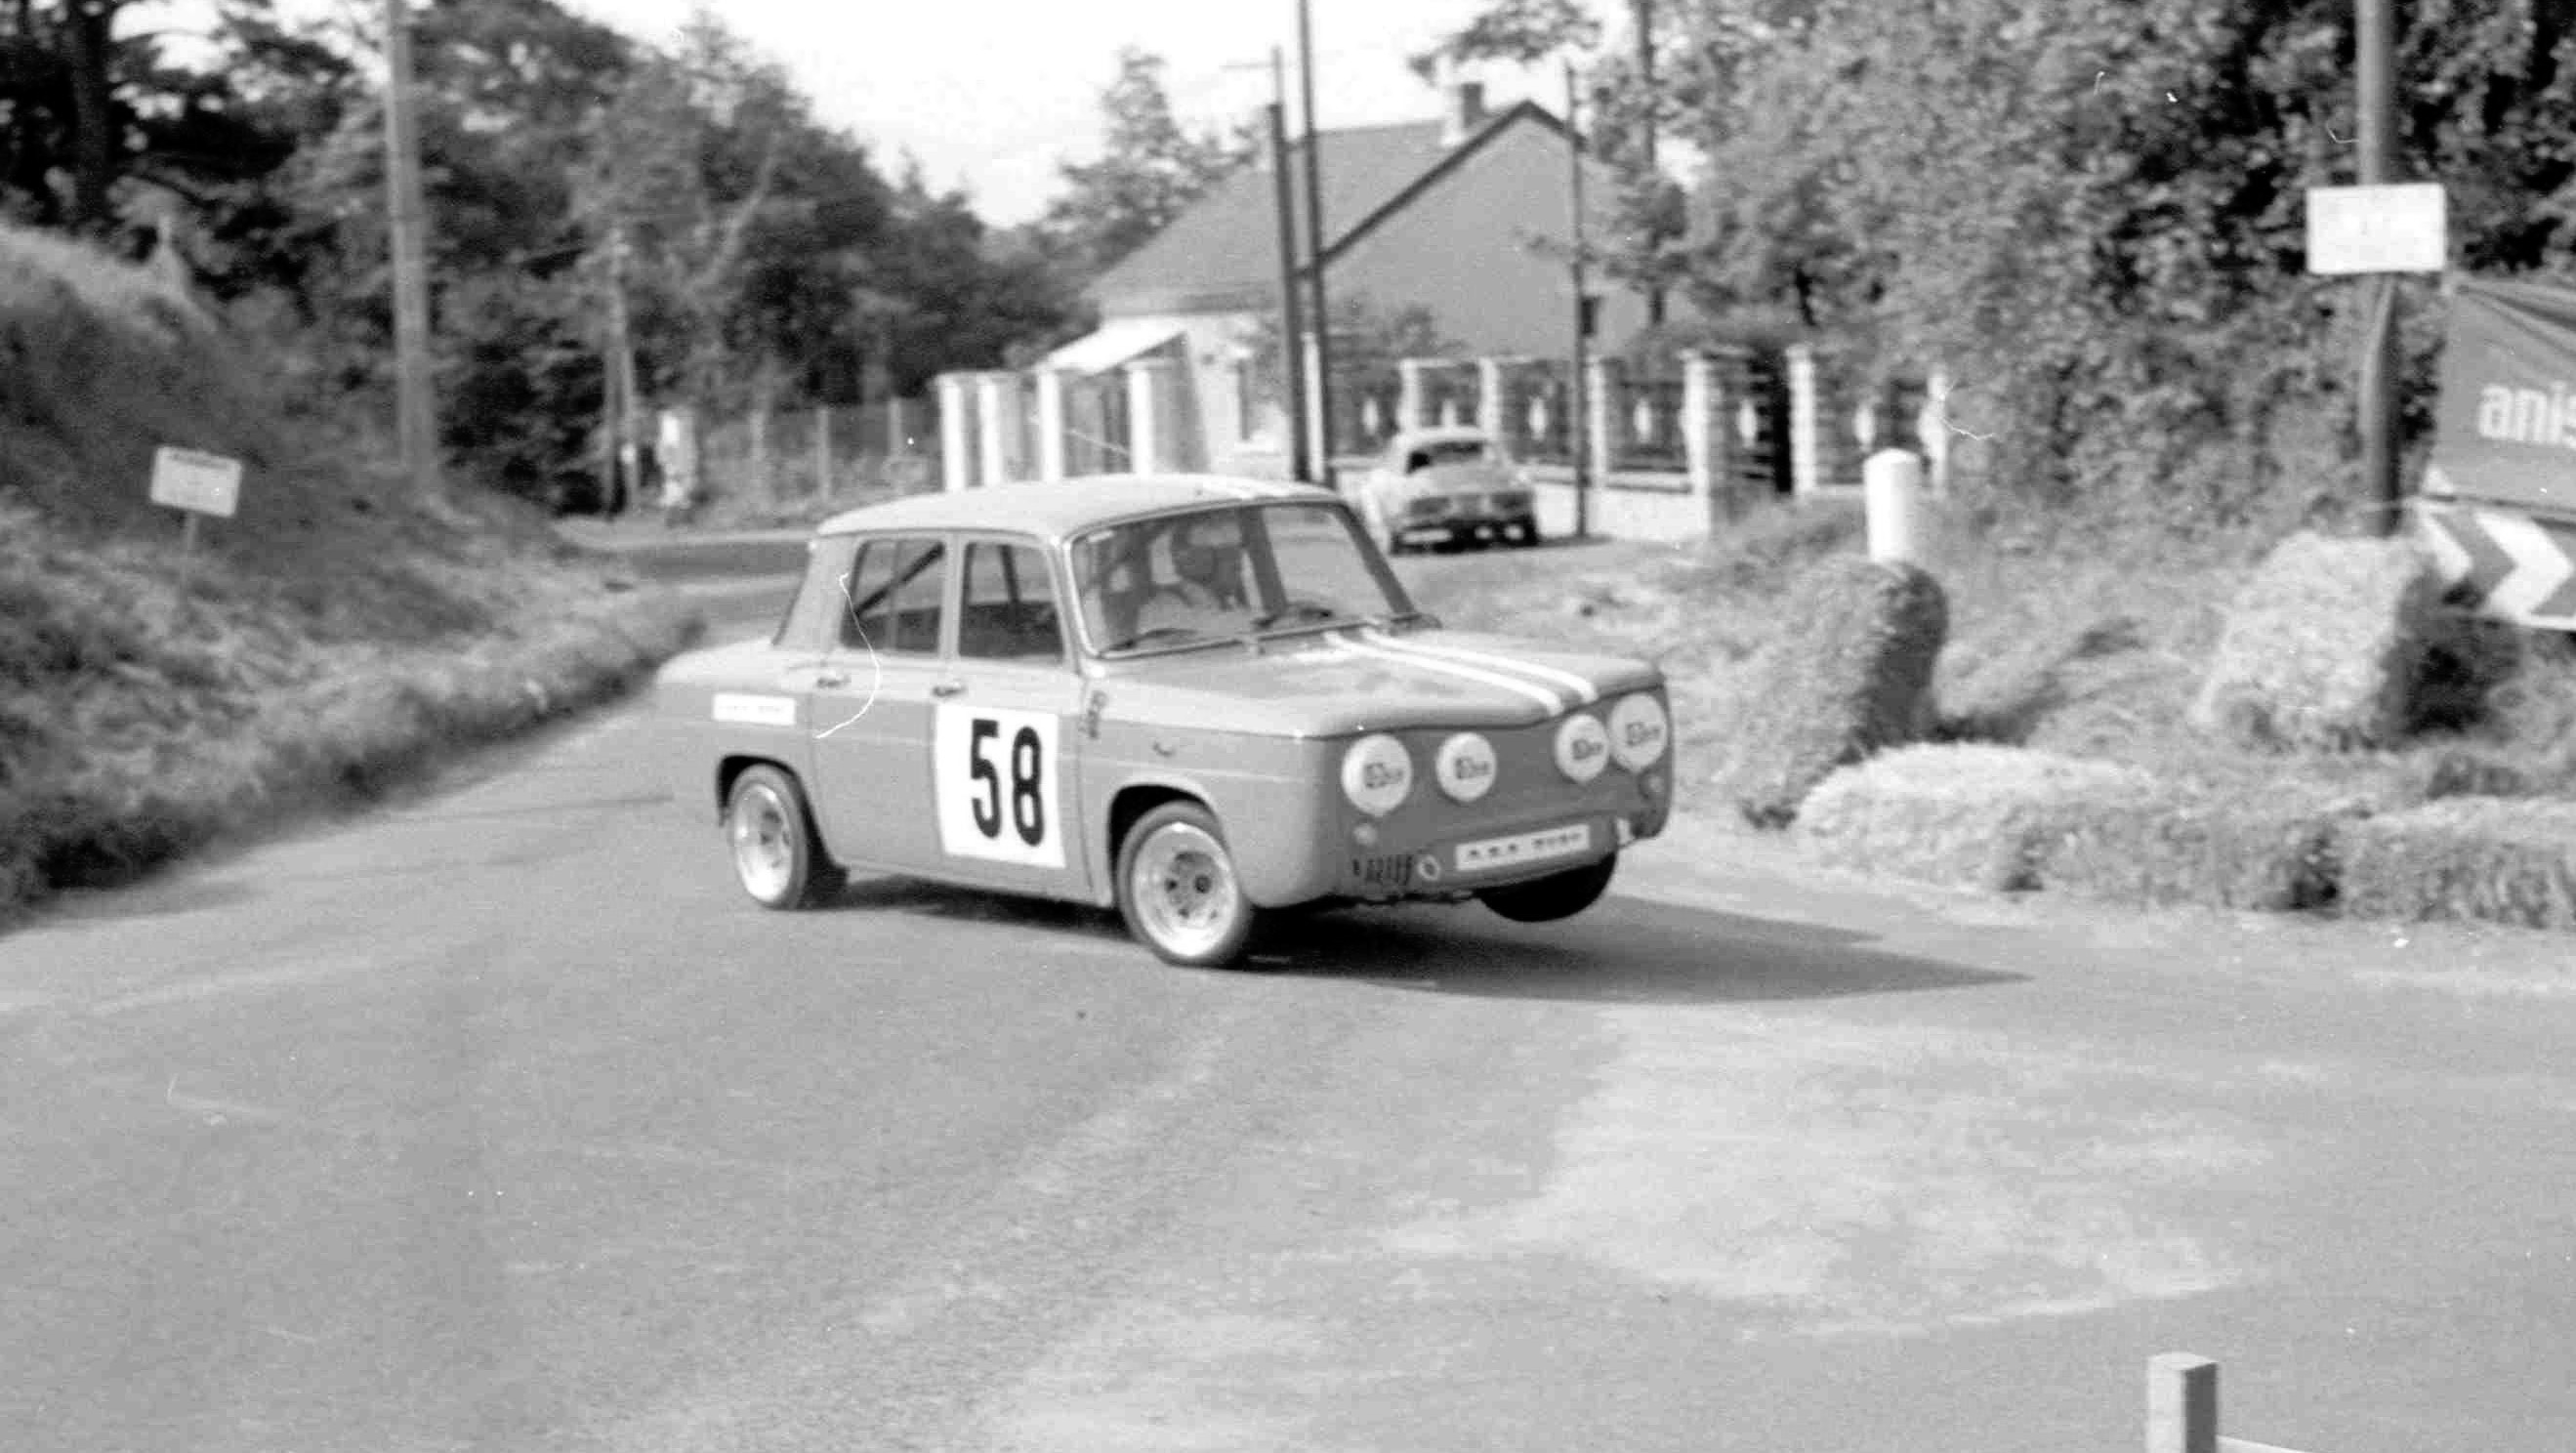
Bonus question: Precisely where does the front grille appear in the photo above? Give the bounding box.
[1406,498,1448,520]
[1352,852,1414,891]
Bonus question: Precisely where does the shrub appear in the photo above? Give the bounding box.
[2187,530,2438,752]
[1792,743,2157,891]
[2338,797,2576,931]
[1713,555,1950,826]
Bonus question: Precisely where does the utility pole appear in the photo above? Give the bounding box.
[1267,47,1312,484]
[2357,0,2400,536]
[1567,60,1592,541]
[383,0,440,498]
[1297,0,1336,489]
[1633,0,1664,327]
[604,220,642,512]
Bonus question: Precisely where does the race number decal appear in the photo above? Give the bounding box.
[933,704,1065,869]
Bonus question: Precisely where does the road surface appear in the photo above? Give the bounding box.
[7,566,2576,1453]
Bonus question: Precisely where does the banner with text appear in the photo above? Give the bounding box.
[2427,276,2576,518]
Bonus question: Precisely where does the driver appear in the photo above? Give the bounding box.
[1133,517,1246,636]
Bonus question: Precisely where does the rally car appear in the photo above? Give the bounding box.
[653,474,1671,968]
[1354,425,1541,554]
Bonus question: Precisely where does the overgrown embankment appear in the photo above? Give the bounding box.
[0,225,704,922]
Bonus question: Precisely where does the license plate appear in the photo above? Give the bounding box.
[1454,823,1594,874]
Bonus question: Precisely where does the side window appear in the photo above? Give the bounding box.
[844,536,948,654]
[775,536,857,652]
[958,540,1066,664]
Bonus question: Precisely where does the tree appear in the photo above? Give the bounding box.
[1039,47,1246,276]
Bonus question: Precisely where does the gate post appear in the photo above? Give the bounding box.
[1787,343,1822,496]
[2146,1353,2219,1453]
[936,373,974,492]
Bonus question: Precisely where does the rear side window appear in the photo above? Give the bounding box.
[958,540,1065,663]
[845,536,947,654]
[775,536,858,652]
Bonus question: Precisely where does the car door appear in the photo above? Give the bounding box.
[920,534,1091,900]
[807,532,952,873]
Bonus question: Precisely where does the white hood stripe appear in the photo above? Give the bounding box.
[1327,632,1566,714]
[1356,628,1602,705]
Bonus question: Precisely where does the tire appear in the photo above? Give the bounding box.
[1514,516,1543,548]
[1115,802,1263,967]
[724,765,844,910]
[1478,852,1617,924]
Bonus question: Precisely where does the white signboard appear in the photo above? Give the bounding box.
[2306,184,2447,275]
[148,446,243,518]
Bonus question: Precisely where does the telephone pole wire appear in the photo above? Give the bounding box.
[383,0,440,498]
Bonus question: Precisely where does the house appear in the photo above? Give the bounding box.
[1031,74,1655,480]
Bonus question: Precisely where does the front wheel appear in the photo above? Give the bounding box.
[1513,516,1543,548]
[725,765,844,909]
[1116,802,1264,967]
[1478,852,1617,924]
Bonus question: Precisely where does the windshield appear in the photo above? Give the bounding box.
[1070,500,1416,655]
[1405,437,1497,471]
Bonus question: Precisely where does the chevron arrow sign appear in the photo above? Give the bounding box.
[2417,499,2576,629]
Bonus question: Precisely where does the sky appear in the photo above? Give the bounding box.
[142,0,1623,228]
[550,0,1622,226]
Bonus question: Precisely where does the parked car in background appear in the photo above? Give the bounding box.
[653,474,1672,969]
[1354,426,1540,554]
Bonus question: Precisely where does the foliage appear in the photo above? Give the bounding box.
[1039,47,1250,278]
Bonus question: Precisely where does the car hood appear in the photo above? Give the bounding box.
[1097,625,1660,736]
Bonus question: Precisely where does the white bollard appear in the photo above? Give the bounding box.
[1863,446,1927,564]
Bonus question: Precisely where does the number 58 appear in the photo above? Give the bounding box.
[969,718,1046,846]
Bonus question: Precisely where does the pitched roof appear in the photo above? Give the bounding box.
[1086,101,1565,318]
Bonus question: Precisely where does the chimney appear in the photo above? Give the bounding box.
[1439,69,1487,146]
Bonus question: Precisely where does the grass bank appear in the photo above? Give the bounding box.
[0,224,706,924]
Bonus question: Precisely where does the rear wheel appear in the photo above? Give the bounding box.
[1116,802,1263,967]
[725,765,844,909]
[1478,852,1617,923]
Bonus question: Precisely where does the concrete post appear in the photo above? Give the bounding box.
[1476,356,1509,444]
[1126,355,1174,477]
[2145,1354,2219,1453]
[1863,448,1928,563]
[975,371,1014,487]
[1682,351,1722,522]
[1398,358,1429,431]
[1586,353,1616,484]
[1918,366,1953,499]
[1787,343,1821,495]
[936,372,974,492]
[1035,367,1068,482]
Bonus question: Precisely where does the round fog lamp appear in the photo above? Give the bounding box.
[1340,733,1414,816]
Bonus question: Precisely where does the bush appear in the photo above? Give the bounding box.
[1713,555,1950,826]
[2188,530,2438,752]
[1792,743,2158,891]
[2336,797,2576,931]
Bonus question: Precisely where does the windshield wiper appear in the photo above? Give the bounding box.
[1249,602,1344,632]
[1100,625,1218,654]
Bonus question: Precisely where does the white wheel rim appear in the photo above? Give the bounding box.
[1131,822,1240,960]
[729,782,797,901]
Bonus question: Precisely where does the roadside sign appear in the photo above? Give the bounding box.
[2305,183,2447,274]
[148,446,243,518]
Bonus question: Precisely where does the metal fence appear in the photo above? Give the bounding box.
[700,395,943,503]
[1499,360,1574,466]
[1610,369,1687,474]
[1419,360,1481,432]
[1334,360,1404,460]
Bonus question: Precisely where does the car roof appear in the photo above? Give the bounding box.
[814,474,1332,544]
[1387,426,1494,451]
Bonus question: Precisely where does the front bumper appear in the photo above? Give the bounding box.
[1339,805,1665,902]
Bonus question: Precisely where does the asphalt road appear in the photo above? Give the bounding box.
[9,566,2576,1453]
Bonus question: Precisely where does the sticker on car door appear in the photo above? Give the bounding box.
[933,703,1065,869]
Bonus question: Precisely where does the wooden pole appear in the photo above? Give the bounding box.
[1268,49,1311,484]
[2357,0,2400,536]
[815,403,833,498]
[1632,0,1664,328]
[1567,60,1592,540]
[383,0,439,498]
[606,220,642,508]
[1297,0,1336,488]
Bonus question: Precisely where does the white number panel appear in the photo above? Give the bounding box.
[933,704,1066,870]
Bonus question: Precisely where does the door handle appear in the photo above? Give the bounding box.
[930,681,966,699]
